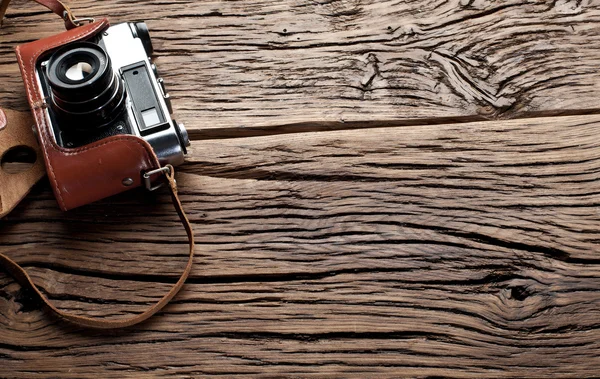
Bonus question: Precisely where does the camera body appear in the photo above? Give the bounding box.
[35,22,189,166]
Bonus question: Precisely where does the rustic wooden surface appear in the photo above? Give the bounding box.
[2,0,600,378]
[3,0,600,136]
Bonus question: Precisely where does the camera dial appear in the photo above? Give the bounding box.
[130,22,154,56]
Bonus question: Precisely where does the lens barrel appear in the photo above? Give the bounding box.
[47,42,125,131]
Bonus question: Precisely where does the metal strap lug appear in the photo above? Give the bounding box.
[143,166,172,191]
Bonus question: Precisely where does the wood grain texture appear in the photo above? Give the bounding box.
[2,0,600,136]
[2,115,600,377]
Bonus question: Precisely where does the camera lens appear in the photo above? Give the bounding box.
[46,42,125,131]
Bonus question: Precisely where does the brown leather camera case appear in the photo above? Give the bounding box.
[2,4,195,330]
[15,19,162,211]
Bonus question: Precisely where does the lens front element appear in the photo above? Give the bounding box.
[65,62,95,81]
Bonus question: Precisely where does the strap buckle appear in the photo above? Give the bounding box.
[143,166,172,191]
[62,11,94,27]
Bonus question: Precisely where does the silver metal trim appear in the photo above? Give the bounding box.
[62,10,95,26]
[72,17,96,26]
[143,165,172,191]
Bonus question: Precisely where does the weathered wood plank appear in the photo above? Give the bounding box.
[2,0,600,136]
[1,115,600,377]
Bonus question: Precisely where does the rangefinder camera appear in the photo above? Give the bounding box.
[35,22,189,166]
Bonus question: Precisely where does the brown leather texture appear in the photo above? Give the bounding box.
[15,19,163,211]
[0,0,77,29]
[0,108,46,218]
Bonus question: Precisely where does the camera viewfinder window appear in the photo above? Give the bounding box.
[141,108,160,127]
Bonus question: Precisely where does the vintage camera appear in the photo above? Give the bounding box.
[35,22,189,166]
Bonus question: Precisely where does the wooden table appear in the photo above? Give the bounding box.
[1,1,600,377]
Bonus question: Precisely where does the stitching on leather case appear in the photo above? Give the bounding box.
[16,45,66,207]
[15,20,159,209]
[16,22,110,209]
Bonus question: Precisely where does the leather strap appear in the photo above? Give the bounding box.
[0,166,195,329]
[0,0,78,29]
